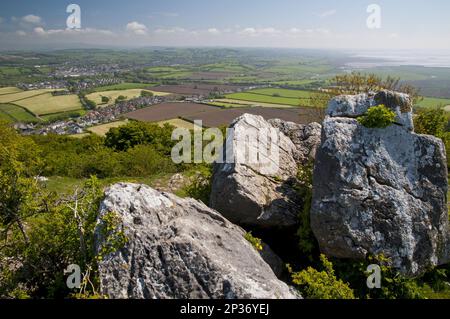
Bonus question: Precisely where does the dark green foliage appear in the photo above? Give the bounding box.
[332,255,425,299]
[290,254,355,299]
[105,121,175,153]
[358,104,396,128]
[295,161,318,260]
[32,131,177,179]
[182,165,212,204]
[140,90,154,98]
[414,107,447,138]
[101,96,110,104]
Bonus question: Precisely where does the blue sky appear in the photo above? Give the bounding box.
[0,0,449,50]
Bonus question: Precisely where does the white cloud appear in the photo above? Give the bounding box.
[32,27,115,37]
[16,30,27,36]
[238,27,280,37]
[318,9,337,18]
[126,21,148,35]
[239,27,257,36]
[34,27,46,36]
[22,14,42,25]
[155,27,186,34]
[207,28,220,35]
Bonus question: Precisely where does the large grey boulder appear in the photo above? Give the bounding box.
[95,183,299,299]
[327,90,414,131]
[268,119,322,165]
[210,114,301,229]
[311,92,449,276]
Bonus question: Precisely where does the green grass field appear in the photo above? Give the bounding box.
[15,93,83,115]
[225,88,314,107]
[416,96,450,108]
[87,120,128,136]
[40,109,87,122]
[87,89,170,107]
[0,103,37,122]
[92,82,155,92]
[0,89,54,104]
[0,87,23,95]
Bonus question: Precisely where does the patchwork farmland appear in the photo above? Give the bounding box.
[152,84,245,96]
[0,87,83,120]
[125,102,322,128]
[86,89,171,107]
[224,88,315,107]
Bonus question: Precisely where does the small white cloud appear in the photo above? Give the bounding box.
[388,33,399,39]
[22,14,42,25]
[126,21,148,35]
[208,28,220,35]
[155,27,186,34]
[16,30,27,36]
[318,9,337,18]
[239,27,257,35]
[34,27,46,36]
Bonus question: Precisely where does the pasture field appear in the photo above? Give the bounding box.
[214,98,297,108]
[0,103,37,122]
[224,93,301,106]
[87,120,128,136]
[15,93,83,115]
[0,89,54,104]
[92,82,155,92]
[206,101,250,108]
[249,88,314,99]
[86,89,171,106]
[416,96,450,108]
[0,87,22,95]
[40,110,86,122]
[158,118,202,130]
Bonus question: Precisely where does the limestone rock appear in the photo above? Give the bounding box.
[210,114,301,229]
[95,183,299,299]
[327,90,414,131]
[268,119,322,165]
[311,92,449,276]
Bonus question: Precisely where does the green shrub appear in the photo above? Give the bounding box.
[182,165,212,204]
[358,104,396,128]
[290,254,355,299]
[332,255,425,299]
[414,107,447,138]
[244,232,263,251]
[295,161,318,260]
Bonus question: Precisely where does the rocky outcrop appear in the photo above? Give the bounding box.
[268,119,322,165]
[311,91,449,276]
[210,114,302,229]
[95,183,299,299]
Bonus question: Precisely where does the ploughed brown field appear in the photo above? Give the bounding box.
[151,84,245,95]
[125,102,218,122]
[189,72,234,80]
[125,102,322,127]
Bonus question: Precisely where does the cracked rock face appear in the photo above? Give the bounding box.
[268,119,322,165]
[311,92,449,276]
[210,114,302,229]
[95,183,299,299]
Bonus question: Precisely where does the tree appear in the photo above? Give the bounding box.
[104,121,175,154]
[414,107,447,138]
[0,122,44,245]
[101,96,110,104]
[140,90,154,98]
